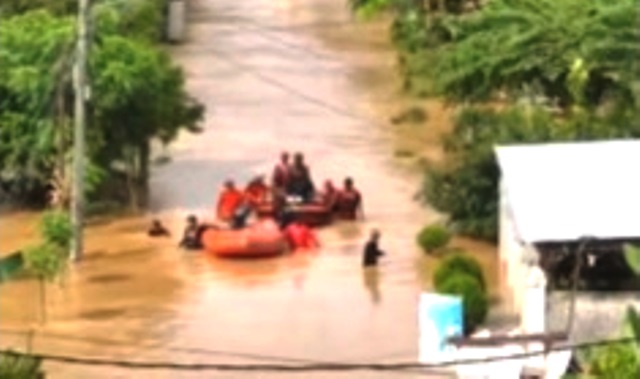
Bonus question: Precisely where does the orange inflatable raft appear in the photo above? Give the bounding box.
[201,219,288,258]
[256,202,332,227]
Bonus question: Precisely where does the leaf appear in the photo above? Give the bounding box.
[622,244,640,276]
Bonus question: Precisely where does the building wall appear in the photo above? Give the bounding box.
[499,179,529,317]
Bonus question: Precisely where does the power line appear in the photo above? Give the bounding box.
[0,327,382,366]
[1,337,637,371]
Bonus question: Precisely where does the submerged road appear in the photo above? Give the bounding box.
[1,0,447,377]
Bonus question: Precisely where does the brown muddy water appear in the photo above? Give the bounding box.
[0,0,495,377]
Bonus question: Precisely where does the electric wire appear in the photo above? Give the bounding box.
[0,336,637,371]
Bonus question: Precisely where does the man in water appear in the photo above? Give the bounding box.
[179,215,203,250]
[272,152,291,190]
[363,229,384,267]
[287,152,315,202]
[271,185,294,229]
[335,177,364,220]
[148,219,170,237]
[216,180,244,222]
[318,179,338,212]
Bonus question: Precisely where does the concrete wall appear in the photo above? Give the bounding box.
[499,179,529,317]
[546,291,640,343]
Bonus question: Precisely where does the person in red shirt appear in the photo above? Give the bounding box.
[284,221,320,250]
[335,177,364,221]
[244,175,269,208]
[318,179,338,211]
[216,180,245,222]
[272,152,291,190]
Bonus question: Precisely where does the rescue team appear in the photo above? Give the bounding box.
[149,152,363,251]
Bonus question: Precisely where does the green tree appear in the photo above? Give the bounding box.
[0,9,203,208]
[0,0,77,16]
[432,0,640,110]
[423,105,639,241]
[0,10,76,205]
[23,210,72,323]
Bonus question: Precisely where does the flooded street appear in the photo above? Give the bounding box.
[0,0,457,377]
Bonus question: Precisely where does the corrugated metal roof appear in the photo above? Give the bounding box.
[495,140,640,243]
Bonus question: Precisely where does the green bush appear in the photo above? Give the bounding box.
[433,253,486,291]
[40,210,72,250]
[438,273,489,335]
[416,223,451,254]
[589,342,640,379]
[24,243,67,281]
[0,351,43,379]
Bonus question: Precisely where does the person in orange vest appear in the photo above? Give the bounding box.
[284,221,320,250]
[272,152,291,190]
[216,180,245,223]
[244,175,269,208]
[334,177,364,221]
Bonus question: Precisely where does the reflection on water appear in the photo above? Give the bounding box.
[363,267,382,304]
[0,0,461,377]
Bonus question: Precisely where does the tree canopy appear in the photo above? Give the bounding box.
[0,5,203,207]
[352,0,640,241]
[433,0,640,108]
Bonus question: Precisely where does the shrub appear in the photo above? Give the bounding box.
[589,342,639,379]
[438,273,489,335]
[416,223,451,254]
[40,210,72,251]
[0,351,43,379]
[433,253,486,291]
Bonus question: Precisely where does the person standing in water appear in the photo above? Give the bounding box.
[362,229,384,267]
[335,177,364,220]
[148,219,170,237]
[179,215,202,250]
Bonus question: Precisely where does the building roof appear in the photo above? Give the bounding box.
[495,140,640,243]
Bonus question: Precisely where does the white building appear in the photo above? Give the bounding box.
[495,139,640,319]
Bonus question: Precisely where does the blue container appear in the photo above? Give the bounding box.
[418,292,464,363]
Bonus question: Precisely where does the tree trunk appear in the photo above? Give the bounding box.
[138,140,151,209]
[52,84,71,210]
[125,149,139,213]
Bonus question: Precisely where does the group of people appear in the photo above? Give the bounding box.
[271,151,364,222]
[147,151,365,251]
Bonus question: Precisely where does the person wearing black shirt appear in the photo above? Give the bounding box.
[362,229,384,267]
[179,215,206,250]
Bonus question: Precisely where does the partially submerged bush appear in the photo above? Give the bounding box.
[40,210,72,251]
[24,243,67,281]
[416,223,451,254]
[438,273,489,335]
[0,351,43,379]
[433,253,486,291]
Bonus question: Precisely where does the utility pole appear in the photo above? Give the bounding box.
[70,0,90,261]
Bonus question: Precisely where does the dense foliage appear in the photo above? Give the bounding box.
[416,223,451,254]
[436,272,488,335]
[0,3,203,208]
[350,0,640,242]
[579,307,640,378]
[0,351,43,379]
[433,0,640,108]
[433,252,486,291]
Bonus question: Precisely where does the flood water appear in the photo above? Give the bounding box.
[0,0,459,377]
